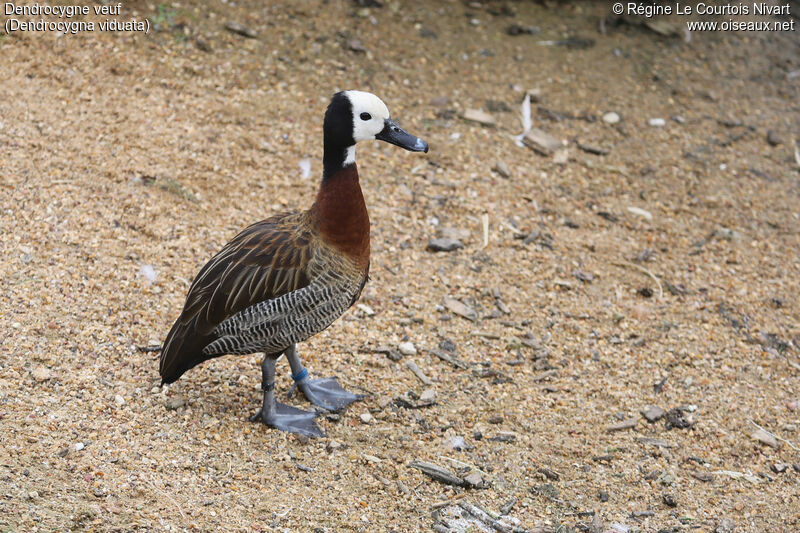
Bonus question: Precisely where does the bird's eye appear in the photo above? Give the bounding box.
[360,112,371,121]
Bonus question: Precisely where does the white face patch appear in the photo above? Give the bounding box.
[344,90,390,143]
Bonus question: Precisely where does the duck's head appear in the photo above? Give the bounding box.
[324,91,429,158]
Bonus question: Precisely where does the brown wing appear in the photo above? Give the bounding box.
[159,212,314,383]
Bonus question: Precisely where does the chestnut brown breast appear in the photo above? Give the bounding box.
[311,163,370,268]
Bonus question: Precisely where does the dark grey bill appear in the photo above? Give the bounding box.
[375,119,429,153]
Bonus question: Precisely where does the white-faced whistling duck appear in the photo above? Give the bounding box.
[159,91,429,437]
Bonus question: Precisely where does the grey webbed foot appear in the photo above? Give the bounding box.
[250,401,325,438]
[292,376,365,412]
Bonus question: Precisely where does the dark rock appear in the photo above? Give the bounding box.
[771,462,788,474]
[195,37,212,52]
[486,100,512,113]
[427,238,463,252]
[665,408,695,429]
[224,21,257,38]
[663,494,677,507]
[637,287,654,298]
[507,23,540,36]
[419,28,438,39]
[766,130,783,146]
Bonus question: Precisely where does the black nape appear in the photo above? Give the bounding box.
[322,92,356,180]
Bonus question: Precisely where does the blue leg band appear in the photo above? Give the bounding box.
[291,368,309,383]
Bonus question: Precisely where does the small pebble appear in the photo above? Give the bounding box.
[165,397,185,411]
[398,342,417,356]
[492,160,511,178]
[426,238,463,252]
[751,428,779,448]
[602,112,620,124]
[649,118,666,127]
[766,130,783,146]
[641,405,666,423]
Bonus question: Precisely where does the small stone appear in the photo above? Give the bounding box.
[691,471,714,482]
[463,472,484,488]
[461,109,497,127]
[649,118,666,127]
[430,96,449,107]
[522,128,562,156]
[506,23,539,36]
[641,405,666,423]
[442,296,477,321]
[114,394,126,406]
[715,518,735,533]
[589,513,604,533]
[538,467,559,480]
[488,415,504,424]
[419,388,436,403]
[32,366,53,382]
[356,303,375,316]
[658,472,676,486]
[224,21,257,38]
[347,38,367,53]
[766,130,783,146]
[662,494,677,507]
[327,440,342,451]
[606,417,637,432]
[627,206,653,221]
[445,435,471,451]
[165,397,185,411]
[398,342,417,356]
[359,412,373,424]
[426,238,463,252]
[195,37,212,52]
[490,432,516,443]
[771,462,788,473]
[665,408,694,429]
[27,491,39,500]
[599,490,609,502]
[75,442,85,452]
[602,112,620,124]
[486,100,511,113]
[751,428,779,448]
[492,160,511,178]
[577,143,609,155]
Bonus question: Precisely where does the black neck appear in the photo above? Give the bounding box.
[322,143,355,181]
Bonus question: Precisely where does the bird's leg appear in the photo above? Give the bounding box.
[285,344,364,411]
[249,355,324,437]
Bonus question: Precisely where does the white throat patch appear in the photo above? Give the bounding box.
[344,145,356,166]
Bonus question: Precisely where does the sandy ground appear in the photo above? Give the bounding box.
[1,1,799,531]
